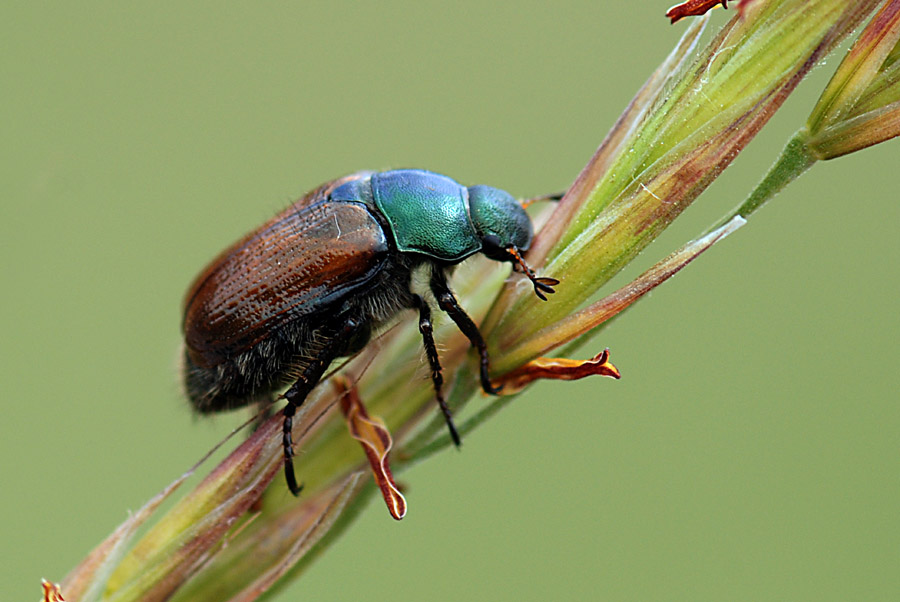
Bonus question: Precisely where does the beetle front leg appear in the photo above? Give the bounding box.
[281,314,364,496]
[412,294,461,447]
[429,270,501,395]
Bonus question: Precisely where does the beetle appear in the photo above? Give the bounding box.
[182,169,558,495]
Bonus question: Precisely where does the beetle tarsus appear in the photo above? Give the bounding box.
[282,403,304,496]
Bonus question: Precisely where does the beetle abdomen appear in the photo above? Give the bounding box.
[182,315,313,412]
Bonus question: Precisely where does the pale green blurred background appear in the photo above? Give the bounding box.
[3,2,898,601]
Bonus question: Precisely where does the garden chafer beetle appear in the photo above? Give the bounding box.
[182,169,558,494]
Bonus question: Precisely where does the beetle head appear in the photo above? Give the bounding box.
[467,185,533,257]
[468,185,558,301]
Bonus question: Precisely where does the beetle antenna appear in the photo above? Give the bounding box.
[507,246,560,301]
[520,191,564,209]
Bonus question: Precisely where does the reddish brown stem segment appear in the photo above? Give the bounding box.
[666,0,728,24]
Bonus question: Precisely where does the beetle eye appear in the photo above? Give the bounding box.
[482,233,501,248]
[480,234,509,260]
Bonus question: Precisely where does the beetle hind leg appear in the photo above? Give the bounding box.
[281,314,366,496]
[413,294,461,447]
[281,404,303,496]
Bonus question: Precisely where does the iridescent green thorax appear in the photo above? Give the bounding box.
[371,170,481,261]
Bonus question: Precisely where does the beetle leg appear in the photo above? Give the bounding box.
[429,270,502,395]
[412,294,461,447]
[281,314,364,496]
[519,190,564,209]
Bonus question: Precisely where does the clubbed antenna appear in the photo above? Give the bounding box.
[507,246,560,301]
